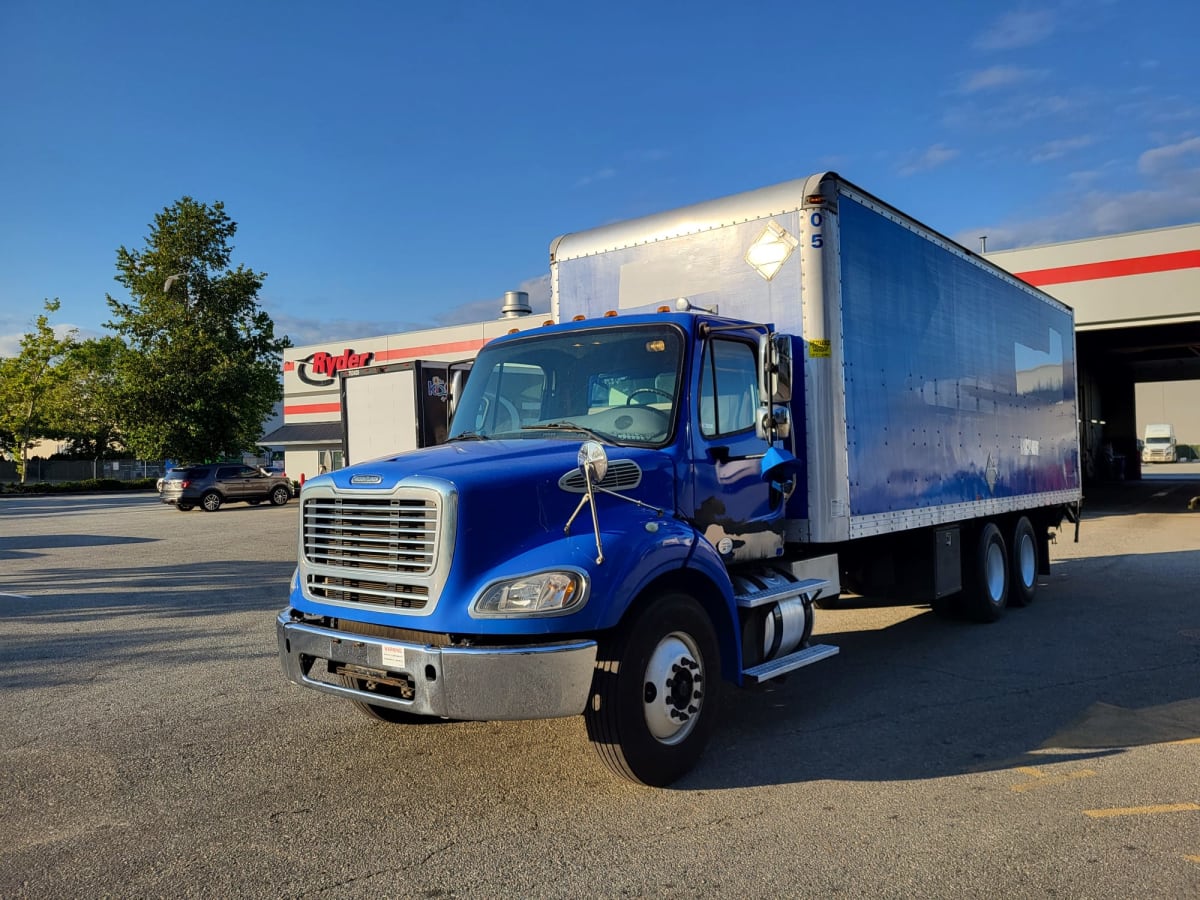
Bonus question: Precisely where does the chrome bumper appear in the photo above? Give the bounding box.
[276,611,597,721]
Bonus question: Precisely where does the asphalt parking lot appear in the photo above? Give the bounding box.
[1,478,1198,898]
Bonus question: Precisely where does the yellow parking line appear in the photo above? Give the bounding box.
[1011,769,1097,793]
[1170,737,1200,745]
[1084,803,1200,818]
[1186,855,1200,864]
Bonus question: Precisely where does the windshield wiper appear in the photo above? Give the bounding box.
[522,422,614,444]
[447,431,490,441]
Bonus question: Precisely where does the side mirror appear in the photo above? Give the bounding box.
[758,332,794,405]
[448,369,464,422]
[447,360,474,424]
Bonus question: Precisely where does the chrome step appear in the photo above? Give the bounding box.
[735,577,829,609]
[742,643,840,683]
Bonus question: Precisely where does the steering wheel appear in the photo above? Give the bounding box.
[626,388,672,406]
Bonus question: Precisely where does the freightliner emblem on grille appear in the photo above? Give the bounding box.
[349,474,384,484]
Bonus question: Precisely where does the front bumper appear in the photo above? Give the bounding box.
[276,611,597,720]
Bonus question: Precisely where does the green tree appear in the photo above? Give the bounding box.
[47,336,126,459]
[106,197,290,462]
[0,300,78,483]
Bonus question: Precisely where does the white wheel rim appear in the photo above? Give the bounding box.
[1018,533,1036,589]
[985,541,1006,602]
[642,632,704,745]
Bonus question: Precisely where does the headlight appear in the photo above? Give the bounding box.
[473,571,587,617]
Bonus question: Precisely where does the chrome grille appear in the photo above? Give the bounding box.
[306,573,430,609]
[303,495,440,609]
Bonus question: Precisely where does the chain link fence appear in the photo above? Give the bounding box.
[0,459,168,484]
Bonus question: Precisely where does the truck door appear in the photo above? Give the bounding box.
[692,334,783,562]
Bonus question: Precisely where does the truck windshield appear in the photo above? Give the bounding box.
[448,323,684,446]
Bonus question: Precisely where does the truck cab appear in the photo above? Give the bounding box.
[1141,423,1177,463]
[278,310,833,786]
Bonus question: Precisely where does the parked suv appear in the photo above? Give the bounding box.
[160,464,292,512]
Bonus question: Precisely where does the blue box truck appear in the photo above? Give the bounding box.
[277,173,1082,785]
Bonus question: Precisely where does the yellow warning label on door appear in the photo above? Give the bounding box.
[808,339,832,358]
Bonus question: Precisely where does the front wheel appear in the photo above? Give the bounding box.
[269,485,290,506]
[585,592,721,786]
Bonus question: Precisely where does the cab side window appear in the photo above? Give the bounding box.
[699,339,758,437]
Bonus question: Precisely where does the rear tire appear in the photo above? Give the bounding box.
[585,592,721,786]
[1008,517,1038,607]
[200,491,222,512]
[962,523,1008,622]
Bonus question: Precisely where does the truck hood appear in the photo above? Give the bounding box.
[316,438,680,557]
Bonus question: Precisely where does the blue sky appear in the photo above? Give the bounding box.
[2,0,1198,355]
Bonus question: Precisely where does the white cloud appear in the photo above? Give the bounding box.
[1031,135,1095,163]
[433,274,552,325]
[960,181,1200,250]
[0,315,93,358]
[269,274,553,348]
[1138,136,1200,177]
[959,66,1046,94]
[898,144,959,177]
[624,148,669,163]
[573,167,617,188]
[974,10,1055,51]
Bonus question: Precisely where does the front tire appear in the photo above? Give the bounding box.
[269,486,290,506]
[585,592,721,786]
[200,491,222,512]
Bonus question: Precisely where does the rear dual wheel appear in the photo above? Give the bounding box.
[962,523,1009,622]
[960,518,1036,624]
[1008,516,1038,608]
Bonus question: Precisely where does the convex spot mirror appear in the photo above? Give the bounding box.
[578,441,608,483]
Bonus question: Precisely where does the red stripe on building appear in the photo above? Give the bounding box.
[283,338,490,373]
[284,402,342,415]
[1016,249,1200,287]
[375,338,488,361]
